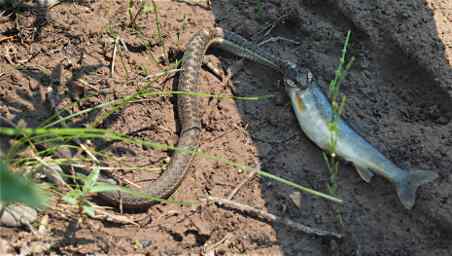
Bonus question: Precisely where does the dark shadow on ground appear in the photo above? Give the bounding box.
[0,0,90,42]
[211,0,452,255]
[0,59,108,157]
[0,1,450,254]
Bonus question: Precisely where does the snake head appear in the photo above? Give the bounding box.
[283,62,314,91]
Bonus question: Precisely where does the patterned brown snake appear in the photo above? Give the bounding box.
[97,27,299,211]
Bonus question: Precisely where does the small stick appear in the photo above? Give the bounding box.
[202,233,233,253]
[76,79,100,93]
[142,68,182,81]
[129,0,145,28]
[258,36,301,47]
[207,196,342,239]
[93,208,139,226]
[227,163,259,200]
[121,177,142,189]
[78,143,99,163]
[70,164,161,172]
[120,38,130,53]
[257,13,290,39]
[110,37,120,78]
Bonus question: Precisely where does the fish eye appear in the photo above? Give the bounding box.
[294,71,313,89]
[306,71,314,83]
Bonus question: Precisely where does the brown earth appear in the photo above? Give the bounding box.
[0,0,451,255]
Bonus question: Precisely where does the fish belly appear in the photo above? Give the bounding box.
[290,85,395,181]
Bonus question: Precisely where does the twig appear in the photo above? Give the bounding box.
[257,13,290,38]
[93,207,139,226]
[76,79,100,93]
[110,37,120,78]
[70,164,161,172]
[227,163,259,200]
[78,143,99,163]
[121,177,142,189]
[258,36,301,47]
[120,38,130,53]
[129,0,145,28]
[150,0,166,61]
[207,196,342,239]
[202,233,233,254]
[142,68,182,81]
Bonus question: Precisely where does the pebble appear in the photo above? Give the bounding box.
[0,203,38,227]
[140,239,152,248]
[289,191,302,209]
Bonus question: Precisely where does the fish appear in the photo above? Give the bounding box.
[285,70,439,209]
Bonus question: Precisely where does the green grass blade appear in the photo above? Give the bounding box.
[0,127,343,204]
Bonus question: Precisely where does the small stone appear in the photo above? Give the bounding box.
[38,214,49,235]
[29,241,51,254]
[223,211,234,218]
[0,203,38,227]
[140,239,152,248]
[289,191,302,208]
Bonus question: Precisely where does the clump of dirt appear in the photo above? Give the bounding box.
[1,0,451,255]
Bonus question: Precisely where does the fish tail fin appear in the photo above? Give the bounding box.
[395,169,438,209]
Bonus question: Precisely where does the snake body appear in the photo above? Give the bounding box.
[98,28,293,211]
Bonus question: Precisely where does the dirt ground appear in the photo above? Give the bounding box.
[1,0,451,255]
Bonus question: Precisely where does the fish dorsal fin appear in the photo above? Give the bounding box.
[354,164,374,183]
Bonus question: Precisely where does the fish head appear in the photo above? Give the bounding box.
[283,62,314,92]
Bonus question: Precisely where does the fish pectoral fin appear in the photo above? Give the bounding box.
[353,164,374,183]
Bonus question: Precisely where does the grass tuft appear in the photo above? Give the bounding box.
[323,30,355,225]
[1,126,343,204]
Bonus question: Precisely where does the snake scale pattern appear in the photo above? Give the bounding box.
[99,28,294,211]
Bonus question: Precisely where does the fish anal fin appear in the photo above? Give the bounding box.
[354,164,374,183]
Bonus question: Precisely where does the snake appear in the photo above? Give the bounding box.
[96,27,301,211]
